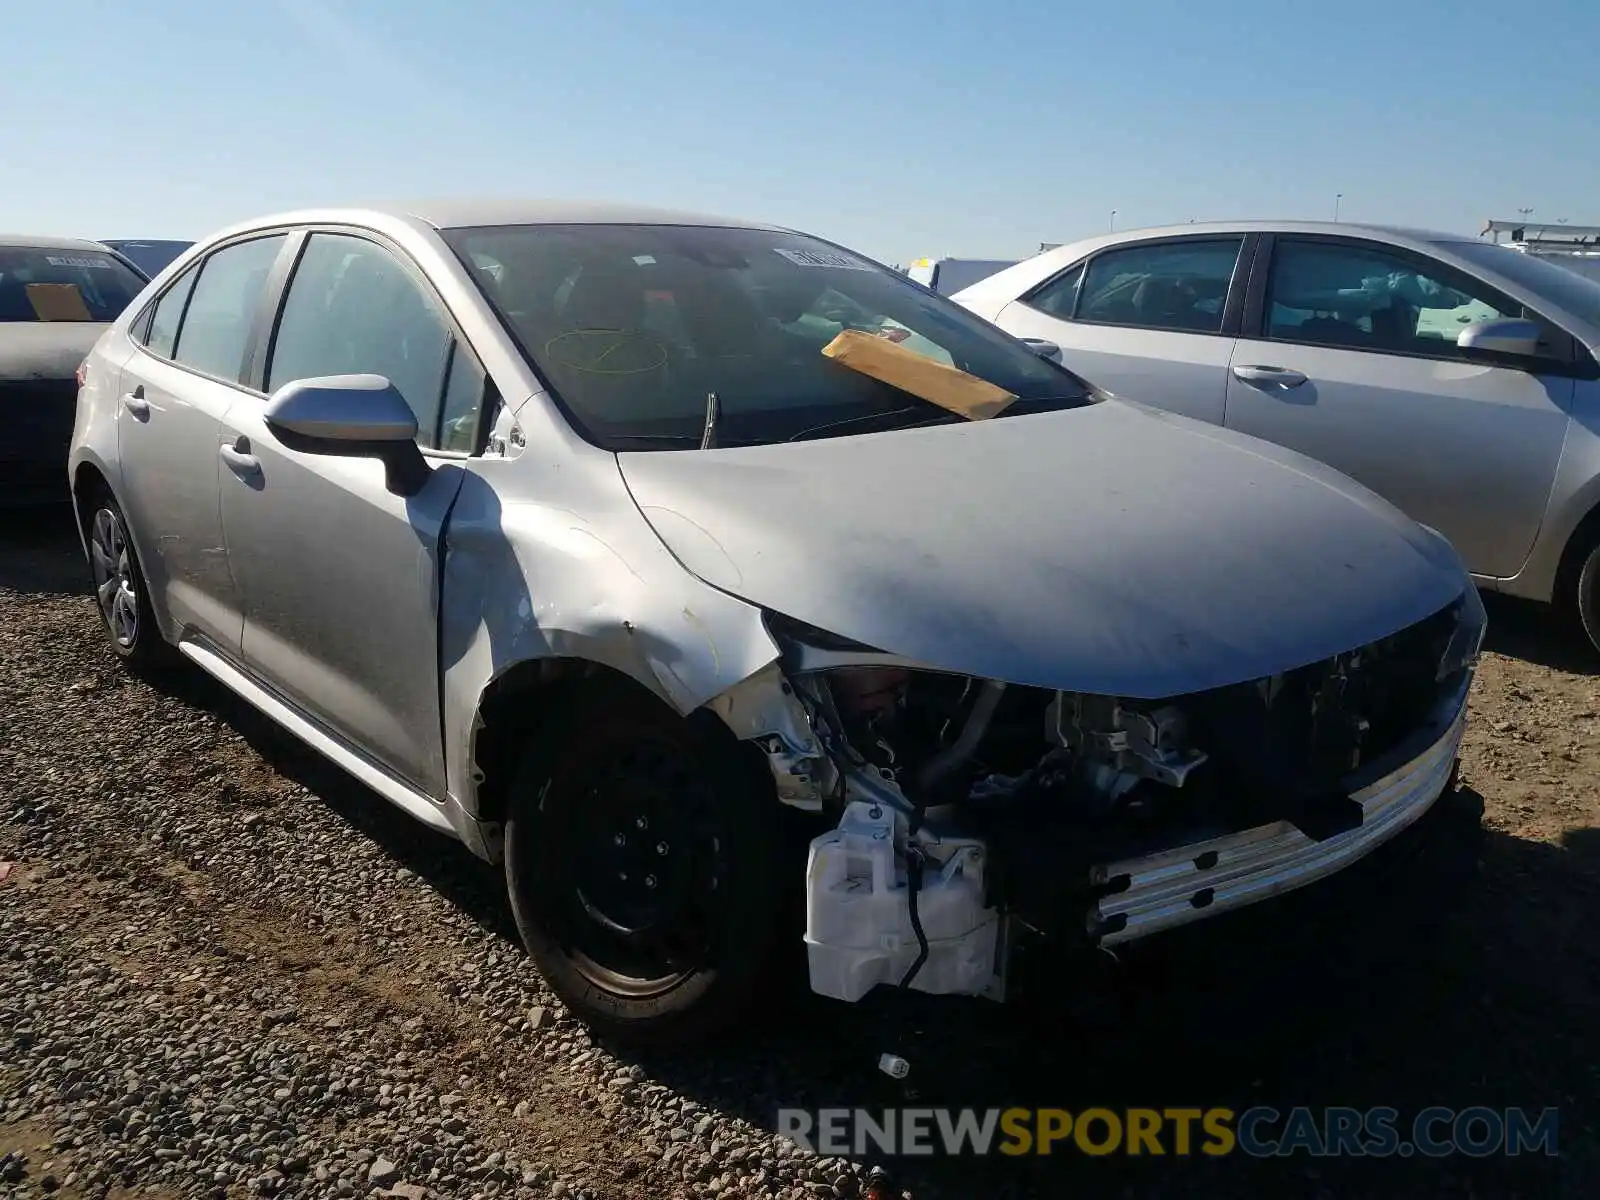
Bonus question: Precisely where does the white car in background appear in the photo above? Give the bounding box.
[953,221,1600,650]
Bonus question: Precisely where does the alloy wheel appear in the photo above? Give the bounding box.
[90,507,139,648]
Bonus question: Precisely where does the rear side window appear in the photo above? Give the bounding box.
[1075,238,1243,333]
[267,233,454,447]
[173,235,287,382]
[144,265,200,359]
[0,245,146,323]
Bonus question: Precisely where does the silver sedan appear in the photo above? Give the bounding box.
[953,221,1600,651]
[71,201,1484,1043]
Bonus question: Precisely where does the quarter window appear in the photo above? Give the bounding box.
[1073,238,1242,333]
[268,234,454,448]
[144,264,200,359]
[1265,239,1526,358]
[438,342,489,452]
[173,235,288,382]
[1025,262,1084,317]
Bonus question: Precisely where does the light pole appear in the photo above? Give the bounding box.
[1517,207,1535,221]
[1334,192,1343,222]
[1110,209,1118,232]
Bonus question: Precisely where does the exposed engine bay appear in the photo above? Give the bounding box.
[724,591,1485,1004]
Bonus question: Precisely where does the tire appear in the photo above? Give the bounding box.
[1577,539,1600,656]
[83,489,174,670]
[503,689,786,1046]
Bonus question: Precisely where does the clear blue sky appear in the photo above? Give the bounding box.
[5,0,1597,265]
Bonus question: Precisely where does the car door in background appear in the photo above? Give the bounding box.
[988,235,1249,424]
[218,229,488,798]
[116,233,289,652]
[1224,236,1575,580]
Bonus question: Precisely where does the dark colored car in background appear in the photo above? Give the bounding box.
[1,236,149,506]
[100,239,193,278]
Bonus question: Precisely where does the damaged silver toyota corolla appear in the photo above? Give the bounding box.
[71,201,1485,1046]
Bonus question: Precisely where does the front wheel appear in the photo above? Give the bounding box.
[504,691,785,1046]
[1577,540,1600,657]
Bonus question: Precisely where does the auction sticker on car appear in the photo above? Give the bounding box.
[774,248,874,271]
[45,254,118,270]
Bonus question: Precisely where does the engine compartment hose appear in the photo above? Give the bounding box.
[916,679,1007,794]
[899,847,929,990]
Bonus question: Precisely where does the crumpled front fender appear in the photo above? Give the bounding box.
[438,457,784,837]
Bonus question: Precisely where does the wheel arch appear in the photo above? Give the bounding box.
[1553,495,1600,615]
[466,655,776,859]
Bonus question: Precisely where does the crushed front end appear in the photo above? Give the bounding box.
[714,586,1486,1005]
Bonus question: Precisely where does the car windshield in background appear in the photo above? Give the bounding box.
[101,239,193,278]
[1447,239,1600,327]
[443,223,1088,448]
[0,246,146,323]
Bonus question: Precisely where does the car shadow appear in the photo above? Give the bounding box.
[1481,592,1599,675]
[141,655,523,945]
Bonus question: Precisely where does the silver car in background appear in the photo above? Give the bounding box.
[953,222,1600,651]
[71,201,1484,1044]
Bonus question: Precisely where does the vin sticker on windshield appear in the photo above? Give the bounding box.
[45,255,117,270]
[773,248,874,271]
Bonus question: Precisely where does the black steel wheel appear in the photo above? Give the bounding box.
[504,688,783,1045]
[1577,538,1600,657]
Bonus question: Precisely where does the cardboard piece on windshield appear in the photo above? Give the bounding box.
[25,283,92,322]
[821,329,1016,420]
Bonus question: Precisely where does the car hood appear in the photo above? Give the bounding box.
[0,322,110,383]
[617,399,1468,698]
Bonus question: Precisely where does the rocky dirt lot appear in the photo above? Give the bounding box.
[3,507,1598,1200]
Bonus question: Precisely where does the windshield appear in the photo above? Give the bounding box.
[1446,239,1600,328]
[102,239,193,277]
[0,245,146,323]
[443,223,1089,448]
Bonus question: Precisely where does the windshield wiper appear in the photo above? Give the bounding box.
[785,405,962,443]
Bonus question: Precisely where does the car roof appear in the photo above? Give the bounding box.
[1066,219,1473,251]
[216,199,786,236]
[0,233,124,252]
[402,197,785,231]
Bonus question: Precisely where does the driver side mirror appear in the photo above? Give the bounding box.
[1457,317,1543,362]
[264,374,432,496]
[1020,337,1063,362]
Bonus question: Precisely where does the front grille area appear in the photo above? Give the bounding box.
[1185,598,1463,829]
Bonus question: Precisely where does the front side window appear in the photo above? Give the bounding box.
[0,245,146,323]
[144,264,200,358]
[1265,239,1524,357]
[173,235,287,382]
[1074,238,1242,333]
[268,234,453,447]
[443,223,1086,449]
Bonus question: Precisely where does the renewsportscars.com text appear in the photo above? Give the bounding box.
[778,1105,1560,1159]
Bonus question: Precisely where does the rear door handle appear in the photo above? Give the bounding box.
[121,385,150,419]
[219,437,260,474]
[1232,364,1308,388]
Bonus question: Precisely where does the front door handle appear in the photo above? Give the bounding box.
[1232,364,1308,388]
[219,437,260,475]
[121,385,150,419]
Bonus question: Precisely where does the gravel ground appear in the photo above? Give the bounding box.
[3,505,1598,1200]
